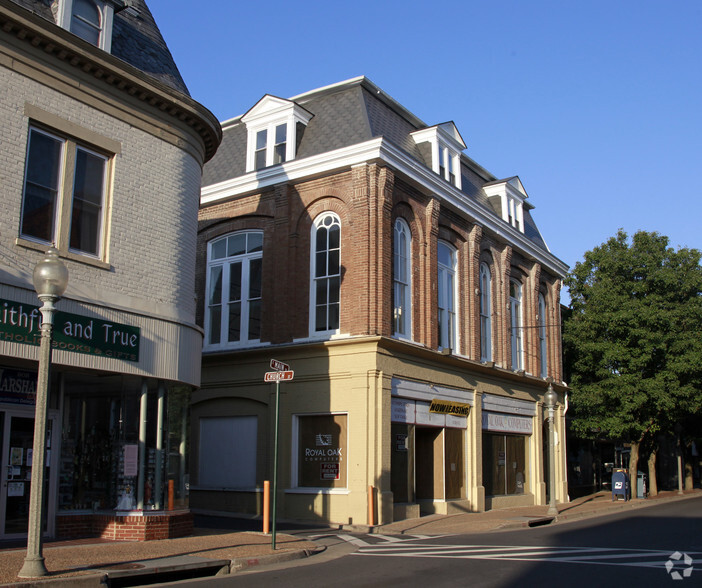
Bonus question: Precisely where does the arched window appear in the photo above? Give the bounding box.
[393,219,412,339]
[311,212,341,334]
[538,292,548,378]
[437,241,457,351]
[206,231,263,348]
[71,0,102,46]
[510,279,524,371]
[479,262,492,361]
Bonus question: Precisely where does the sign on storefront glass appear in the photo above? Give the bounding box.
[0,298,140,362]
[298,414,347,488]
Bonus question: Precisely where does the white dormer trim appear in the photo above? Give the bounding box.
[483,176,528,233]
[411,122,466,189]
[242,95,314,173]
[58,0,123,52]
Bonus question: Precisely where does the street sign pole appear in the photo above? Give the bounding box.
[272,379,280,550]
[266,360,293,550]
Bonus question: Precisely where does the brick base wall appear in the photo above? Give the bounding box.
[56,510,193,541]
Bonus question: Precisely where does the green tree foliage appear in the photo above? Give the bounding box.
[564,230,702,477]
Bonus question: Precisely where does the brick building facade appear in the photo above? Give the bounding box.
[0,0,220,540]
[193,77,568,524]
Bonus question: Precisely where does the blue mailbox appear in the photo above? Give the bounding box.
[611,469,630,501]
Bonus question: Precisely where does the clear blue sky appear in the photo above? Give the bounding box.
[150,0,701,290]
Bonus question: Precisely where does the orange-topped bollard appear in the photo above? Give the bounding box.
[168,480,175,510]
[263,481,271,534]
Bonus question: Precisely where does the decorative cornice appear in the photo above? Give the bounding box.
[201,136,569,277]
[0,0,221,162]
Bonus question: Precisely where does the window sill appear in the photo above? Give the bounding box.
[203,340,270,353]
[295,332,349,344]
[17,237,110,270]
[190,485,261,493]
[286,488,350,495]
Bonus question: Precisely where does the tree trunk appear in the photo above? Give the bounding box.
[647,449,658,497]
[629,442,640,499]
[685,454,694,490]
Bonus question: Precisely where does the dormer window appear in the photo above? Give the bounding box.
[242,95,313,173]
[483,176,528,233]
[58,0,122,52]
[71,0,101,45]
[411,122,466,189]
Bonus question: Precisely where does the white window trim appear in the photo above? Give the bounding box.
[483,178,527,233]
[479,262,492,362]
[393,218,412,340]
[538,292,548,378]
[510,279,524,371]
[58,0,118,52]
[242,96,313,173]
[204,231,263,351]
[309,212,341,337]
[438,241,458,352]
[411,123,465,189]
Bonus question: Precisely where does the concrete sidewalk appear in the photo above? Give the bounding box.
[1,488,699,587]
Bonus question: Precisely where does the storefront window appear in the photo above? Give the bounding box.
[296,414,347,489]
[482,433,526,496]
[58,376,190,511]
[167,385,190,509]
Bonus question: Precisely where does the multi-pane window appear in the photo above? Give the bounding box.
[510,279,524,371]
[20,126,108,258]
[71,0,101,45]
[479,262,492,362]
[311,213,341,334]
[206,232,263,348]
[538,292,548,378]
[437,242,457,351]
[393,219,412,339]
[254,130,267,170]
[274,124,287,164]
[437,144,459,187]
[251,123,288,171]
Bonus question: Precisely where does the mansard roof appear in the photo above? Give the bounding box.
[7,0,189,94]
[204,76,553,255]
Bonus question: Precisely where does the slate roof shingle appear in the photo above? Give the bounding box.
[8,0,189,95]
[204,77,550,253]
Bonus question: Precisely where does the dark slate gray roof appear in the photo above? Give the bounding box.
[204,77,549,251]
[111,1,189,95]
[8,0,189,95]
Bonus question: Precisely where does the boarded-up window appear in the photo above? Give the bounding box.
[199,416,257,488]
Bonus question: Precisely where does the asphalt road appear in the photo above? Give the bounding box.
[159,496,702,587]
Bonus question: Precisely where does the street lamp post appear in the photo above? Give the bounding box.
[18,247,68,579]
[544,383,559,517]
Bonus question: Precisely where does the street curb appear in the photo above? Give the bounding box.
[230,546,326,573]
[0,548,326,587]
[553,491,699,524]
[1,573,107,587]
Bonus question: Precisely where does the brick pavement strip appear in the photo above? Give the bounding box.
[0,530,317,586]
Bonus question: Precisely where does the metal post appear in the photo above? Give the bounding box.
[544,383,558,517]
[18,308,53,578]
[272,380,280,550]
[677,431,684,495]
[20,248,68,579]
[547,404,558,516]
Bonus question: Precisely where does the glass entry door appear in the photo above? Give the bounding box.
[0,410,56,538]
